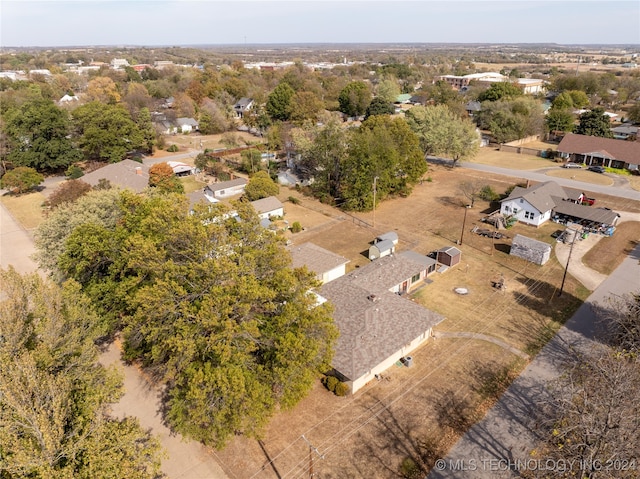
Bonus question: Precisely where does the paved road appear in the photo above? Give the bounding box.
[428,243,640,479]
[460,162,640,201]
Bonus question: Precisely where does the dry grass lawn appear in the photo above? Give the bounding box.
[582,221,640,275]
[162,131,263,153]
[1,192,46,230]
[471,147,556,170]
[214,165,603,479]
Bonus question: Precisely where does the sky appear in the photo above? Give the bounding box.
[1,1,639,47]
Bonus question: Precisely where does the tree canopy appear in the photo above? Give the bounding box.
[574,108,614,138]
[41,192,337,447]
[340,115,426,210]
[0,268,163,479]
[366,97,395,119]
[338,81,371,117]
[266,82,295,121]
[148,162,184,194]
[73,102,145,162]
[0,166,44,193]
[477,82,523,102]
[474,97,544,143]
[244,170,279,201]
[3,97,82,171]
[405,104,479,166]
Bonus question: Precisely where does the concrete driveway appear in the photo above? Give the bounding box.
[428,243,640,478]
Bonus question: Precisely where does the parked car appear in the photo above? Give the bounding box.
[562,162,583,169]
[588,165,606,173]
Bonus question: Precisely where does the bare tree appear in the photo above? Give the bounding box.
[595,292,640,355]
[538,351,640,479]
[458,181,483,207]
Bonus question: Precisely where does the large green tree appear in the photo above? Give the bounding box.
[49,194,337,447]
[340,115,425,210]
[338,81,371,118]
[244,170,279,201]
[366,97,395,119]
[474,97,544,143]
[73,101,144,162]
[0,268,163,479]
[545,108,575,133]
[266,82,295,121]
[3,97,82,170]
[574,108,614,138]
[405,104,479,166]
[477,82,523,102]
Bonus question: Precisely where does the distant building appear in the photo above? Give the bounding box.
[110,58,130,69]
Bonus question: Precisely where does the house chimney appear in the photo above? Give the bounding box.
[135,167,142,175]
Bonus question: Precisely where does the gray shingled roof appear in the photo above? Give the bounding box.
[376,231,398,243]
[320,254,445,381]
[206,178,248,193]
[399,250,437,269]
[250,196,283,215]
[288,242,349,276]
[552,202,619,225]
[81,159,149,192]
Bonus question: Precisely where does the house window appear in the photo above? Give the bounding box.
[504,206,511,213]
[524,211,534,220]
[412,273,421,283]
[519,199,524,203]
[512,208,519,214]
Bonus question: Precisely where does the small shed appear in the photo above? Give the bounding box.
[509,234,552,265]
[436,246,461,267]
[369,239,395,260]
[167,161,194,176]
[375,231,399,246]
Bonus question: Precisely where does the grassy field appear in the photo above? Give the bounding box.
[0,191,46,230]
[216,165,602,479]
[582,221,640,275]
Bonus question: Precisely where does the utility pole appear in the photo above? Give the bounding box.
[372,176,379,227]
[558,228,578,297]
[459,205,471,245]
[301,435,324,478]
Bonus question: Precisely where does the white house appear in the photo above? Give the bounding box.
[204,178,248,199]
[250,196,284,219]
[499,181,566,227]
[233,98,254,118]
[500,181,620,231]
[176,117,199,133]
[319,253,444,393]
[288,242,350,284]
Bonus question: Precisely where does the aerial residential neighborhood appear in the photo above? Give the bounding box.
[1,2,640,479]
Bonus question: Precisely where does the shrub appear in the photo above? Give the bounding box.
[288,196,300,205]
[166,144,179,152]
[291,221,302,233]
[65,165,84,179]
[478,185,500,202]
[1,167,44,194]
[46,179,91,209]
[334,381,349,396]
[322,376,339,393]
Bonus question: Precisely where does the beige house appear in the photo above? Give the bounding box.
[319,252,442,393]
